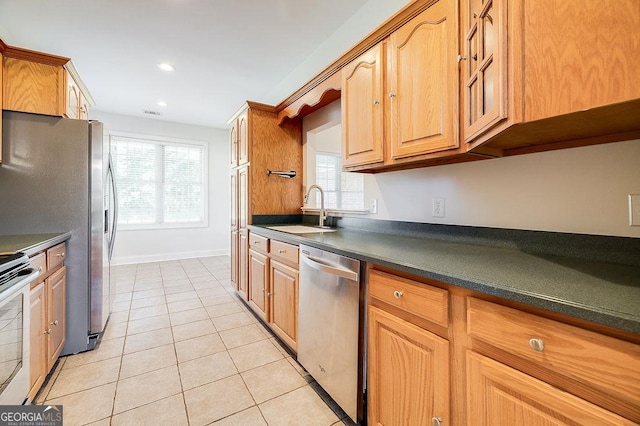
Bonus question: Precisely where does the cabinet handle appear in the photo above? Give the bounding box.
[389,92,396,98]
[529,338,545,352]
[432,417,443,426]
[457,55,467,63]
[44,329,52,335]
[37,266,43,272]
[265,292,272,296]
[50,320,59,326]
[393,290,403,299]
[278,249,286,254]
[56,252,65,257]
[373,99,380,105]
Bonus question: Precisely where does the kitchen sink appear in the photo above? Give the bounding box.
[266,225,337,234]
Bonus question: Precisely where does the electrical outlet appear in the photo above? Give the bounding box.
[370,198,378,214]
[629,194,640,226]
[432,197,445,218]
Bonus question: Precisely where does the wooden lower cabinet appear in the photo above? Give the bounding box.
[28,265,67,400]
[248,248,269,321]
[367,305,449,426]
[29,281,47,398]
[367,268,640,425]
[467,351,635,426]
[269,259,298,351]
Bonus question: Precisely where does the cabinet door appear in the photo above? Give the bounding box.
[467,351,636,426]
[238,166,249,229]
[229,119,238,167]
[248,249,269,321]
[388,0,459,160]
[342,43,385,168]
[46,267,66,371]
[79,92,89,120]
[29,281,47,399]
[462,0,507,142]
[269,259,298,351]
[230,169,238,230]
[65,70,80,119]
[238,111,249,165]
[238,231,249,300]
[230,230,239,290]
[368,305,449,426]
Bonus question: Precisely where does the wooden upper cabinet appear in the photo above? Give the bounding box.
[388,0,459,160]
[2,56,64,116]
[341,43,385,168]
[461,0,507,143]
[465,0,640,155]
[341,0,460,172]
[1,42,93,124]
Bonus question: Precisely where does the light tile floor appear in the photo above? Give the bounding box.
[35,256,351,426]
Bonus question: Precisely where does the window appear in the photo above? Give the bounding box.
[315,153,364,211]
[111,132,207,229]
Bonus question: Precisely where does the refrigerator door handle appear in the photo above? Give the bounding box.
[107,154,118,262]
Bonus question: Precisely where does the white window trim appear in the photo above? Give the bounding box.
[314,151,365,212]
[110,130,209,231]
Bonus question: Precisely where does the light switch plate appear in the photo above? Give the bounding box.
[629,194,640,226]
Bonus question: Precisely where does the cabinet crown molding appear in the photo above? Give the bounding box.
[0,38,70,66]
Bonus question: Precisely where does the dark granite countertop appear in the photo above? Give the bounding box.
[0,233,71,257]
[249,223,640,334]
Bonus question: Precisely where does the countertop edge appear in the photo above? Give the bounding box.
[11,233,71,257]
[249,225,640,335]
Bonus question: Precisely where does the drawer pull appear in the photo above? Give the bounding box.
[529,338,545,352]
[50,320,59,326]
[432,417,443,426]
[44,329,52,335]
[252,240,260,245]
[393,290,403,299]
[38,266,43,272]
[278,249,286,254]
[56,252,65,257]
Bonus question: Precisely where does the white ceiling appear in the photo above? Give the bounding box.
[0,0,369,129]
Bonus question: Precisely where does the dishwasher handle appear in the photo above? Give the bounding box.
[301,254,359,282]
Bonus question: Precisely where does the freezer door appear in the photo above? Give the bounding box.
[89,121,107,337]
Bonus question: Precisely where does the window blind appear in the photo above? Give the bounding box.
[111,134,206,228]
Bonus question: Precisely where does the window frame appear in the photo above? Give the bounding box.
[110,130,209,231]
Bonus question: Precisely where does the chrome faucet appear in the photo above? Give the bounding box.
[304,184,327,228]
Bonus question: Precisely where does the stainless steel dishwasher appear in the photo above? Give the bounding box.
[298,244,364,423]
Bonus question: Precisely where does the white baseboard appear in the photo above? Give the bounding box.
[111,249,230,266]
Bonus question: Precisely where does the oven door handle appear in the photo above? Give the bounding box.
[301,254,359,281]
[0,268,39,301]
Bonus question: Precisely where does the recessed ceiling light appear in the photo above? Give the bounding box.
[157,101,168,107]
[157,63,175,72]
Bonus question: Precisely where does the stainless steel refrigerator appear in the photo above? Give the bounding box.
[0,110,118,354]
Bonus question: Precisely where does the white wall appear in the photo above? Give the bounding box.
[265,0,412,104]
[91,111,230,264]
[303,100,640,238]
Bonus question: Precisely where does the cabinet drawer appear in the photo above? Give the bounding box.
[270,240,298,265]
[46,243,66,271]
[467,297,640,410]
[369,270,448,327]
[249,233,270,253]
[30,252,47,276]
